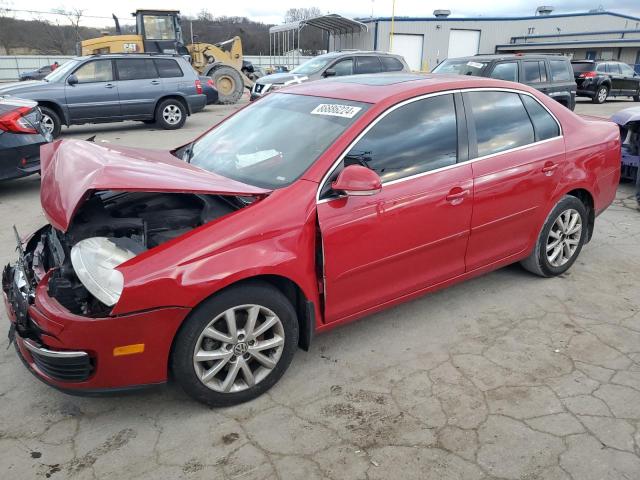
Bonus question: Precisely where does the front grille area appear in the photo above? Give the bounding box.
[26,342,92,382]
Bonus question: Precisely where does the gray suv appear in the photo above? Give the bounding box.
[250,51,409,101]
[0,54,206,137]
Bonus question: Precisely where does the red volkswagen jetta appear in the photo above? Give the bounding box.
[3,74,620,405]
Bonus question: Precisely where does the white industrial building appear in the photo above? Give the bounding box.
[323,10,640,72]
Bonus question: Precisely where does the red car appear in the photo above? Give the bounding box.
[2,74,621,406]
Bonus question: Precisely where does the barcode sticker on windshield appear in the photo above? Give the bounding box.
[466,61,484,69]
[311,104,362,118]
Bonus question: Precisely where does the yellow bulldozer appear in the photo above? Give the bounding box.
[80,10,255,104]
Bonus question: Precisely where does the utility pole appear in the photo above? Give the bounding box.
[389,0,396,51]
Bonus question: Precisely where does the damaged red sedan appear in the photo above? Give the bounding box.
[2,74,620,406]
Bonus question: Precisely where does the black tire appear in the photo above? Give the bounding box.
[208,65,244,104]
[171,281,299,407]
[154,98,187,130]
[520,195,588,278]
[592,85,608,104]
[39,106,61,138]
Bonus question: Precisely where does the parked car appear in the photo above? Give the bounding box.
[250,51,409,100]
[571,60,640,104]
[199,76,219,105]
[19,65,53,81]
[610,106,640,183]
[0,54,207,138]
[0,96,51,181]
[3,74,620,406]
[432,54,577,110]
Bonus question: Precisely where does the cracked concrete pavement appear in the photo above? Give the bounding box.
[0,97,639,479]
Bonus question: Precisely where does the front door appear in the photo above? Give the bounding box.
[463,90,565,270]
[65,59,120,122]
[318,93,473,322]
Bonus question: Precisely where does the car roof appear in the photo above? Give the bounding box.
[448,54,568,62]
[281,73,533,104]
[317,50,400,59]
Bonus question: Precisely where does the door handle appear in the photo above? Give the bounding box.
[445,188,469,205]
[542,162,558,176]
[105,83,114,89]
[151,80,160,85]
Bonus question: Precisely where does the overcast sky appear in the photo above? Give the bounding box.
[2,0,639,27]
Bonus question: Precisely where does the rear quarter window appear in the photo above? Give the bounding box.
[154,59,184,78]
[549,60,572,81]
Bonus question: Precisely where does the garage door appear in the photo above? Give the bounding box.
[448,30,481,59]
[391,34,424,71]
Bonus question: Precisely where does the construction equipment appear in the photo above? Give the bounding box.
[80,10,254,104]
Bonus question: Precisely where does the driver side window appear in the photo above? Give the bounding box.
[343,94,458,183]
[331,58,353,77]
[74,60,113,84]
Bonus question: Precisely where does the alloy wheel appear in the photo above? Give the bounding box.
[597,87,608,103]
[162,104,182,125]
[546,209,582,267]
[192,304,285,393]
[41,114,55,135]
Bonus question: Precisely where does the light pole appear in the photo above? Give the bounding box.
[390,0,396,51]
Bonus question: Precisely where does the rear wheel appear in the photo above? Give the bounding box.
[592,85,608,104]
[520,196,588,277]
[171,281,299,406]
[154,99,186,130]
[39,106,61,138]
[208,65,244,104]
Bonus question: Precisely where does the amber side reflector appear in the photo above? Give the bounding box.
[113,344,145,356]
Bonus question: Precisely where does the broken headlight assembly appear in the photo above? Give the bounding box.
[70,237,142,307]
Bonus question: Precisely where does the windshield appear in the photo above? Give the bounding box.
[187,93,368,189]
[291,56,333,75]
[143,15,177,41]
[432,59,489,75]
[44,60,79,82]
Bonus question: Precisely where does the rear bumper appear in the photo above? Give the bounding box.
[3,268,191,392]
[187,94,207,113]
[0,135,46,181]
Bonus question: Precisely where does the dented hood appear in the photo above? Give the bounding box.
[40,140,270,231]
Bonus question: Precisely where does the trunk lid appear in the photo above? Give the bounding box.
[40,139,270,231]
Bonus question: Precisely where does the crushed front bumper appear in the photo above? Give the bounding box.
[2,231,192,393]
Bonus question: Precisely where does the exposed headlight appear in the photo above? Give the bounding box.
[70,237,139,306]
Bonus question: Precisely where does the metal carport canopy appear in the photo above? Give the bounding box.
[269,14,368,35]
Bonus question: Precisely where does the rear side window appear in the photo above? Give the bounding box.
[521,95,560,141]
[596,63,607,73]
[523,61,547,83]
[116,59,157,80]
[466,91,534,157]
[355,56,383,74]
[344,94,457,183]
[549,60,572,81]
[74,60,113,83]
[154,59,184,78]
[381,56,405,72]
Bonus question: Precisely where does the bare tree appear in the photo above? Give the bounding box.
[284,7,322,23]
[53,7,84,46]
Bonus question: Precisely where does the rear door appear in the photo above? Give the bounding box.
[317,93,472,322]
[547,59,576,108]
[463,90,564,270]
[114,58,162,118]
[65,59,120,122]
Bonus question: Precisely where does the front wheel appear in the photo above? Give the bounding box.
[171,281,299,406]
[39,106,61,138]
[520,196,588,278]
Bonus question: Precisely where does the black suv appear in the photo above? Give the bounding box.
[432,54,577,110]
[571,60,640,104]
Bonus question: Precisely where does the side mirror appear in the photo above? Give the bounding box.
[67,74,78,86]
[324,68,336,77]
[331,165,381,197]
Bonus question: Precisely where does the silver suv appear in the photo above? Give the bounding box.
[250,51,409,101]
[0,54,206,138]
